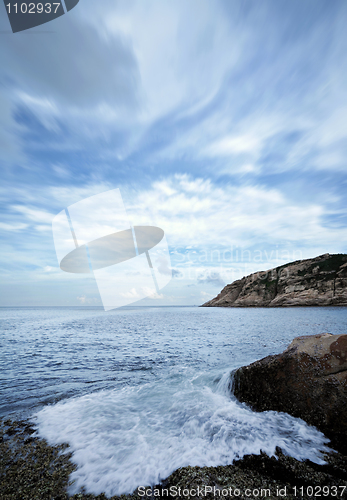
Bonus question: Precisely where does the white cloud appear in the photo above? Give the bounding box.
[1,175,345,305]
[124,174,343,251]
[141,287,164,300]
[0,222,28,231]
[120,288,140,299]
[3,175,345,274]
[2,0,347,176]
[11,205,54,224]
[1,0,347,306]
[204,134,263,157]
[99,0,237,124]
[35,225,53,232]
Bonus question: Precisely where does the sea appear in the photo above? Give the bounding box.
[1,305,347,497]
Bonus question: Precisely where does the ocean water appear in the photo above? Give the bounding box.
[1,306,347,496]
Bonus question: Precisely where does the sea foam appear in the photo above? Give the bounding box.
[34,369,331,497]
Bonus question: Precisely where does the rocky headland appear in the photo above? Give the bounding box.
[233,333,347,455]
[202,253,347,307]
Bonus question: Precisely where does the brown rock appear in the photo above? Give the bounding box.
[233,333,347,453]
[202,253,347,307]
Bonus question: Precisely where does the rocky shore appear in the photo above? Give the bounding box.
[233,333,347,455]
[2,328,347,499]
[1,417,347,500]
[202,253,347,307]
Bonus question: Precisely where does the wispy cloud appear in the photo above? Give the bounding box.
[11,205,54,224]
[125,174,344,251]
[0,222,28,232]
[1,0,347,305]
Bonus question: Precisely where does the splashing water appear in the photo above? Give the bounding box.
[34,369,331,497]
[2,306,342,497]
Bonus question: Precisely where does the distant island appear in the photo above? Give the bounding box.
[202,253,347,307]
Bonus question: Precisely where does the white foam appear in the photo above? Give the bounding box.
[33,371,331,497]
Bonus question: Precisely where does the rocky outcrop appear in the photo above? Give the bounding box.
[233,333,347,454]
[202,253,347,307]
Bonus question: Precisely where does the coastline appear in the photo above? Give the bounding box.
[1,418,347,500]
[202,254,347,309]
[2,308,347,499]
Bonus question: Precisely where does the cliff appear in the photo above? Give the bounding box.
[202,253,347,307]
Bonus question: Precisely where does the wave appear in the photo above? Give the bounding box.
[33,369,331,497]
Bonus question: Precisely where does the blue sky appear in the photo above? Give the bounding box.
[1,0,347,306]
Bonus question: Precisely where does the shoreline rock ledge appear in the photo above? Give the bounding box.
[202,253,347,307]
[233,333,347,454]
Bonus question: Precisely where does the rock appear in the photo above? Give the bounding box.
[233,333,347,454]
[202,253,347,307]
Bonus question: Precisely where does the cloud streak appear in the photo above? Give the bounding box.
[1,0,347,305]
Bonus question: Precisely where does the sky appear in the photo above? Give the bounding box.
[0,0,347,307]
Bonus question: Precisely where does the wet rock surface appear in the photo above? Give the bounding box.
[160,450,347,500]
[0,418,75,500]
[1,418,347,499]
[233,333,347,454]
[202,253,347,307]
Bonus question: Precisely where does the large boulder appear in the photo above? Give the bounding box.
[233,333,347,453]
